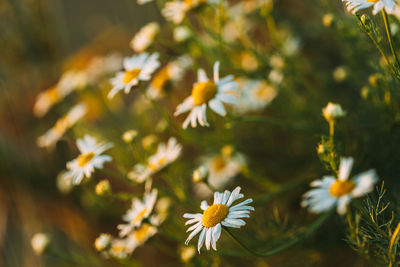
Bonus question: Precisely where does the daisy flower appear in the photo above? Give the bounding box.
[301,157,378,215]
[234,79,277,115]
[162,0,218,24]
[37,103,87,148]
[128,137,182,184]
[33,70,87,117]
[174,61,238,129]
[118,189,158,237]
[62,135,113,185]
[147,56,192,99]
[342,0,396,15]
[125,223,158,251]
[184,186,254,252]
[204,145,245,189]
[108,52,160,99]
[130,22,160,53]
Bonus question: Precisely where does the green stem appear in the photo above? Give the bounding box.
[222,212,330,257]
[382,10,400,69]
[356,15,399,79]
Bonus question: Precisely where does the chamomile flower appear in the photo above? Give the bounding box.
[62,135,113,185]
[301,157,378,215]
[37,103,87,148]
[342,0,396,15]
[118,189,158,237]
[184,186,254,252]
[234,79,277,114]
[162,0,218,24]
[147,56,191,99]
[125,223,158,251]
[203,145,245,189]
[174,61,238,129]
[128,137,182,184]
[108,52,160,99]
[130,22,160,53]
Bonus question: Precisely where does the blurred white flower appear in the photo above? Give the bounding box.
[130,22,160,53]
[204,145,245,189]
[31,233,50,255]
[234,79,277,114]
[184,186,254,252]
[128,137,182,184]
[342,0,395,15]
[62,135,113,185]
[37,103,87,148]
[137,0,153,4]
[173,26,191,42]
[162,0,218,24]
[118,189,158,237]
[174,61,238,129]
[302,157,378,215]
[108,52,160,98]
[95,233,112,251]
[322,102,346,123]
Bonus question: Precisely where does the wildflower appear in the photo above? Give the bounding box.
[234,79,277,114]
[94,233,112,251]
[31,233,50,255]
[333,66,347,82]
[142,134,158,150]
[118,189,158,237]
[33,70,87,117]
[95,179,112,196]
[322,102,346,123]
[125,223,158,250]
[174,61,238,129]
[109,238,131,259]
[128,137,182,183]
[130,22,160,53]
[302,157,378,215]
[56,171,74,194]
[62,135,113,185]
[193,165,208,183]
[122,130,138,143]
[108,52,160,99]
[147,56,191,99]
[268,69,284,85]
[342,0,396,15]
[184,186,254,252]
[204,145,245,189]
[37,103,87,148]
[180,246,196,262]
[322,13,334,27]
[173,26,191,42]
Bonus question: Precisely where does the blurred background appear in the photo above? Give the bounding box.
[3,0,398,266]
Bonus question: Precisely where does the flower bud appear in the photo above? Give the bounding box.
[322,13,334,27]
[95,180,111,196]
[193,166,208,183]
[180,246,196,263]
[94,233,112,251]
[31,233,50,255]
[122,130,138,143]
[322,102,346,123]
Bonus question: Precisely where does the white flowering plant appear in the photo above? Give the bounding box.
[3,0,400,266]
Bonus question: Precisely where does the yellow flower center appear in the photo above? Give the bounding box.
[148,157,167,171]
[367,0,378,2]
[133,208,147,224]
[212,156,226,172]
[329,180,356,197]
[184,0,206,7]
[122,68,141,84]
[191,81,217,106]
[77,152,95,167]
[202,204,229,228]
[53,117,70,135]
[46,86,60,103]
[151,67,169,92]
[135,224,152,242]
[221,145,234,158]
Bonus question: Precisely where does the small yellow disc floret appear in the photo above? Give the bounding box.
[202,204,229,228]
[329,180,355,197]
[191,81,217,106]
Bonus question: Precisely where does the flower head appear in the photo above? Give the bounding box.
[62,135,113,185]
[342,0,396,15]
[184,186,254,252]
[130,22,160,53]
[31,233,50,255]
[302,157,378,215]
[108,52,160,98]
[118,189,158,237]
[322,102,346,123]
[94,233,112,251]
[128,137,182,183]
[174,61,238,129]
[37,103,87,148]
